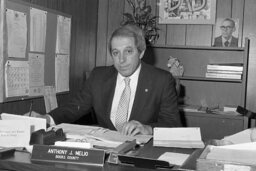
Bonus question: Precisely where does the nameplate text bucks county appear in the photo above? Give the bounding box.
[31,144,105,166]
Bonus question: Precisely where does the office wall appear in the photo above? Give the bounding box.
[96,0,256,112]
[0,0,98,115]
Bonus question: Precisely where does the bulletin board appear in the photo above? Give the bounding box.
[0,0,71,102]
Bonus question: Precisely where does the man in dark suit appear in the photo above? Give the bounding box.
[32,24,181,136]
[213,18,238,47]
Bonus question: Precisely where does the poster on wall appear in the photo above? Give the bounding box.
[158,0,216,24]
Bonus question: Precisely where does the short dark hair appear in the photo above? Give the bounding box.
[108,24,146,54]
[222,18,235,28]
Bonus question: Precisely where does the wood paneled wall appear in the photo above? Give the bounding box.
[96,0,256,112]
[0,0,98,115]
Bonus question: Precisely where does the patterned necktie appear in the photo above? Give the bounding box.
[224,41,229,47]
[115,77,131,131]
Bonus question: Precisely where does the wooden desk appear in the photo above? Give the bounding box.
[0,140,203,171]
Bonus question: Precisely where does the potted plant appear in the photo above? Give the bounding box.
[121,0,159,44]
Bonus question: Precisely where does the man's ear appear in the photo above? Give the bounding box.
[139,50,145,59]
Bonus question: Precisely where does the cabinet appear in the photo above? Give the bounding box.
[145,38,250,140]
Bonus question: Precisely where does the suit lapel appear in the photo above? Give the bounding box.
[130,63,151,120]
[101,67,117,129]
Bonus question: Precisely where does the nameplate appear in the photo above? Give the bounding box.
[31,144,105,166]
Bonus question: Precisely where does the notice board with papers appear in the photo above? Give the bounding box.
[0,0,71,103]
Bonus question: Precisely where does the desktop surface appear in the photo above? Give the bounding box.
[0,140,203,171]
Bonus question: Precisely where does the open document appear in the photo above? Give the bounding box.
[54,123,152,148]
[153,127,205,148]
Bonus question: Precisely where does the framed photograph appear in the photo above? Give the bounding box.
[213,18,239,47]
[158,0,216,24]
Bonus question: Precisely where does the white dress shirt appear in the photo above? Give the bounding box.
[110,64,141,127]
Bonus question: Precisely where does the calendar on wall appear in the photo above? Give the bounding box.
[5,60,29,97]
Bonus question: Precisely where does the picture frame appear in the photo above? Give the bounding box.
[213,18,239,47]
[158,0,216,25]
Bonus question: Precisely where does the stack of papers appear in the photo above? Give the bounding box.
[153,127,205,148]
[54,123,152,148]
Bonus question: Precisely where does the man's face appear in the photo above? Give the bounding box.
[110,36,144,77]
[220,20,235,39]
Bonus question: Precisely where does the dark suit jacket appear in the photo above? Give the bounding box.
[213,36,238,47]
[49,62,181,130]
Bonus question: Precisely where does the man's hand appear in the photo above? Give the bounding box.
[121,120,152,136]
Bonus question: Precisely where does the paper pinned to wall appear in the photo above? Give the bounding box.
[30,8,47,52]
[55,54,69,92]
[0,0,4,102]
[56,15,71,54]
[29,53,44,96]
[0,120,30,147]
[6,8,27,58]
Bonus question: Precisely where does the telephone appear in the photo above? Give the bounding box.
[29,127,66,145]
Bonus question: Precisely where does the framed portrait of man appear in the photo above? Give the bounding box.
[213,18,239,47]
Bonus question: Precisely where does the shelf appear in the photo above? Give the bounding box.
[184,111,244,120]
[176,76,243,83]
[151,44,245,51]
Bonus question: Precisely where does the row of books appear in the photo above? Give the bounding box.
[205,63,243,80]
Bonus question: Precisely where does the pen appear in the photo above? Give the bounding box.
[29,100,33,117]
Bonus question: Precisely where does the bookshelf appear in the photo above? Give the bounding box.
[146,38,250,140]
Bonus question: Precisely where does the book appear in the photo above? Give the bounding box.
[206,70,242,74]
[153,127,205,149]
[207,63,243,72]
[205,72,242,79]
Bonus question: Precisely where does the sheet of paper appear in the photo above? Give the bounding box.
[55,54,70,92]
[5,60,29,97]
[30,8,47,52]
[44,86,58,113]
[0,120,30,147]
[217,142,256,150]
[223,128,254,144]
[56,15,71,54]
[6,8,27,58]
[158,152,190,166]
[29,53,44,96]
[1,113,46,133]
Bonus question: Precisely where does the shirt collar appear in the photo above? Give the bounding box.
[117,64,141,84]
[222,36,232,43]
